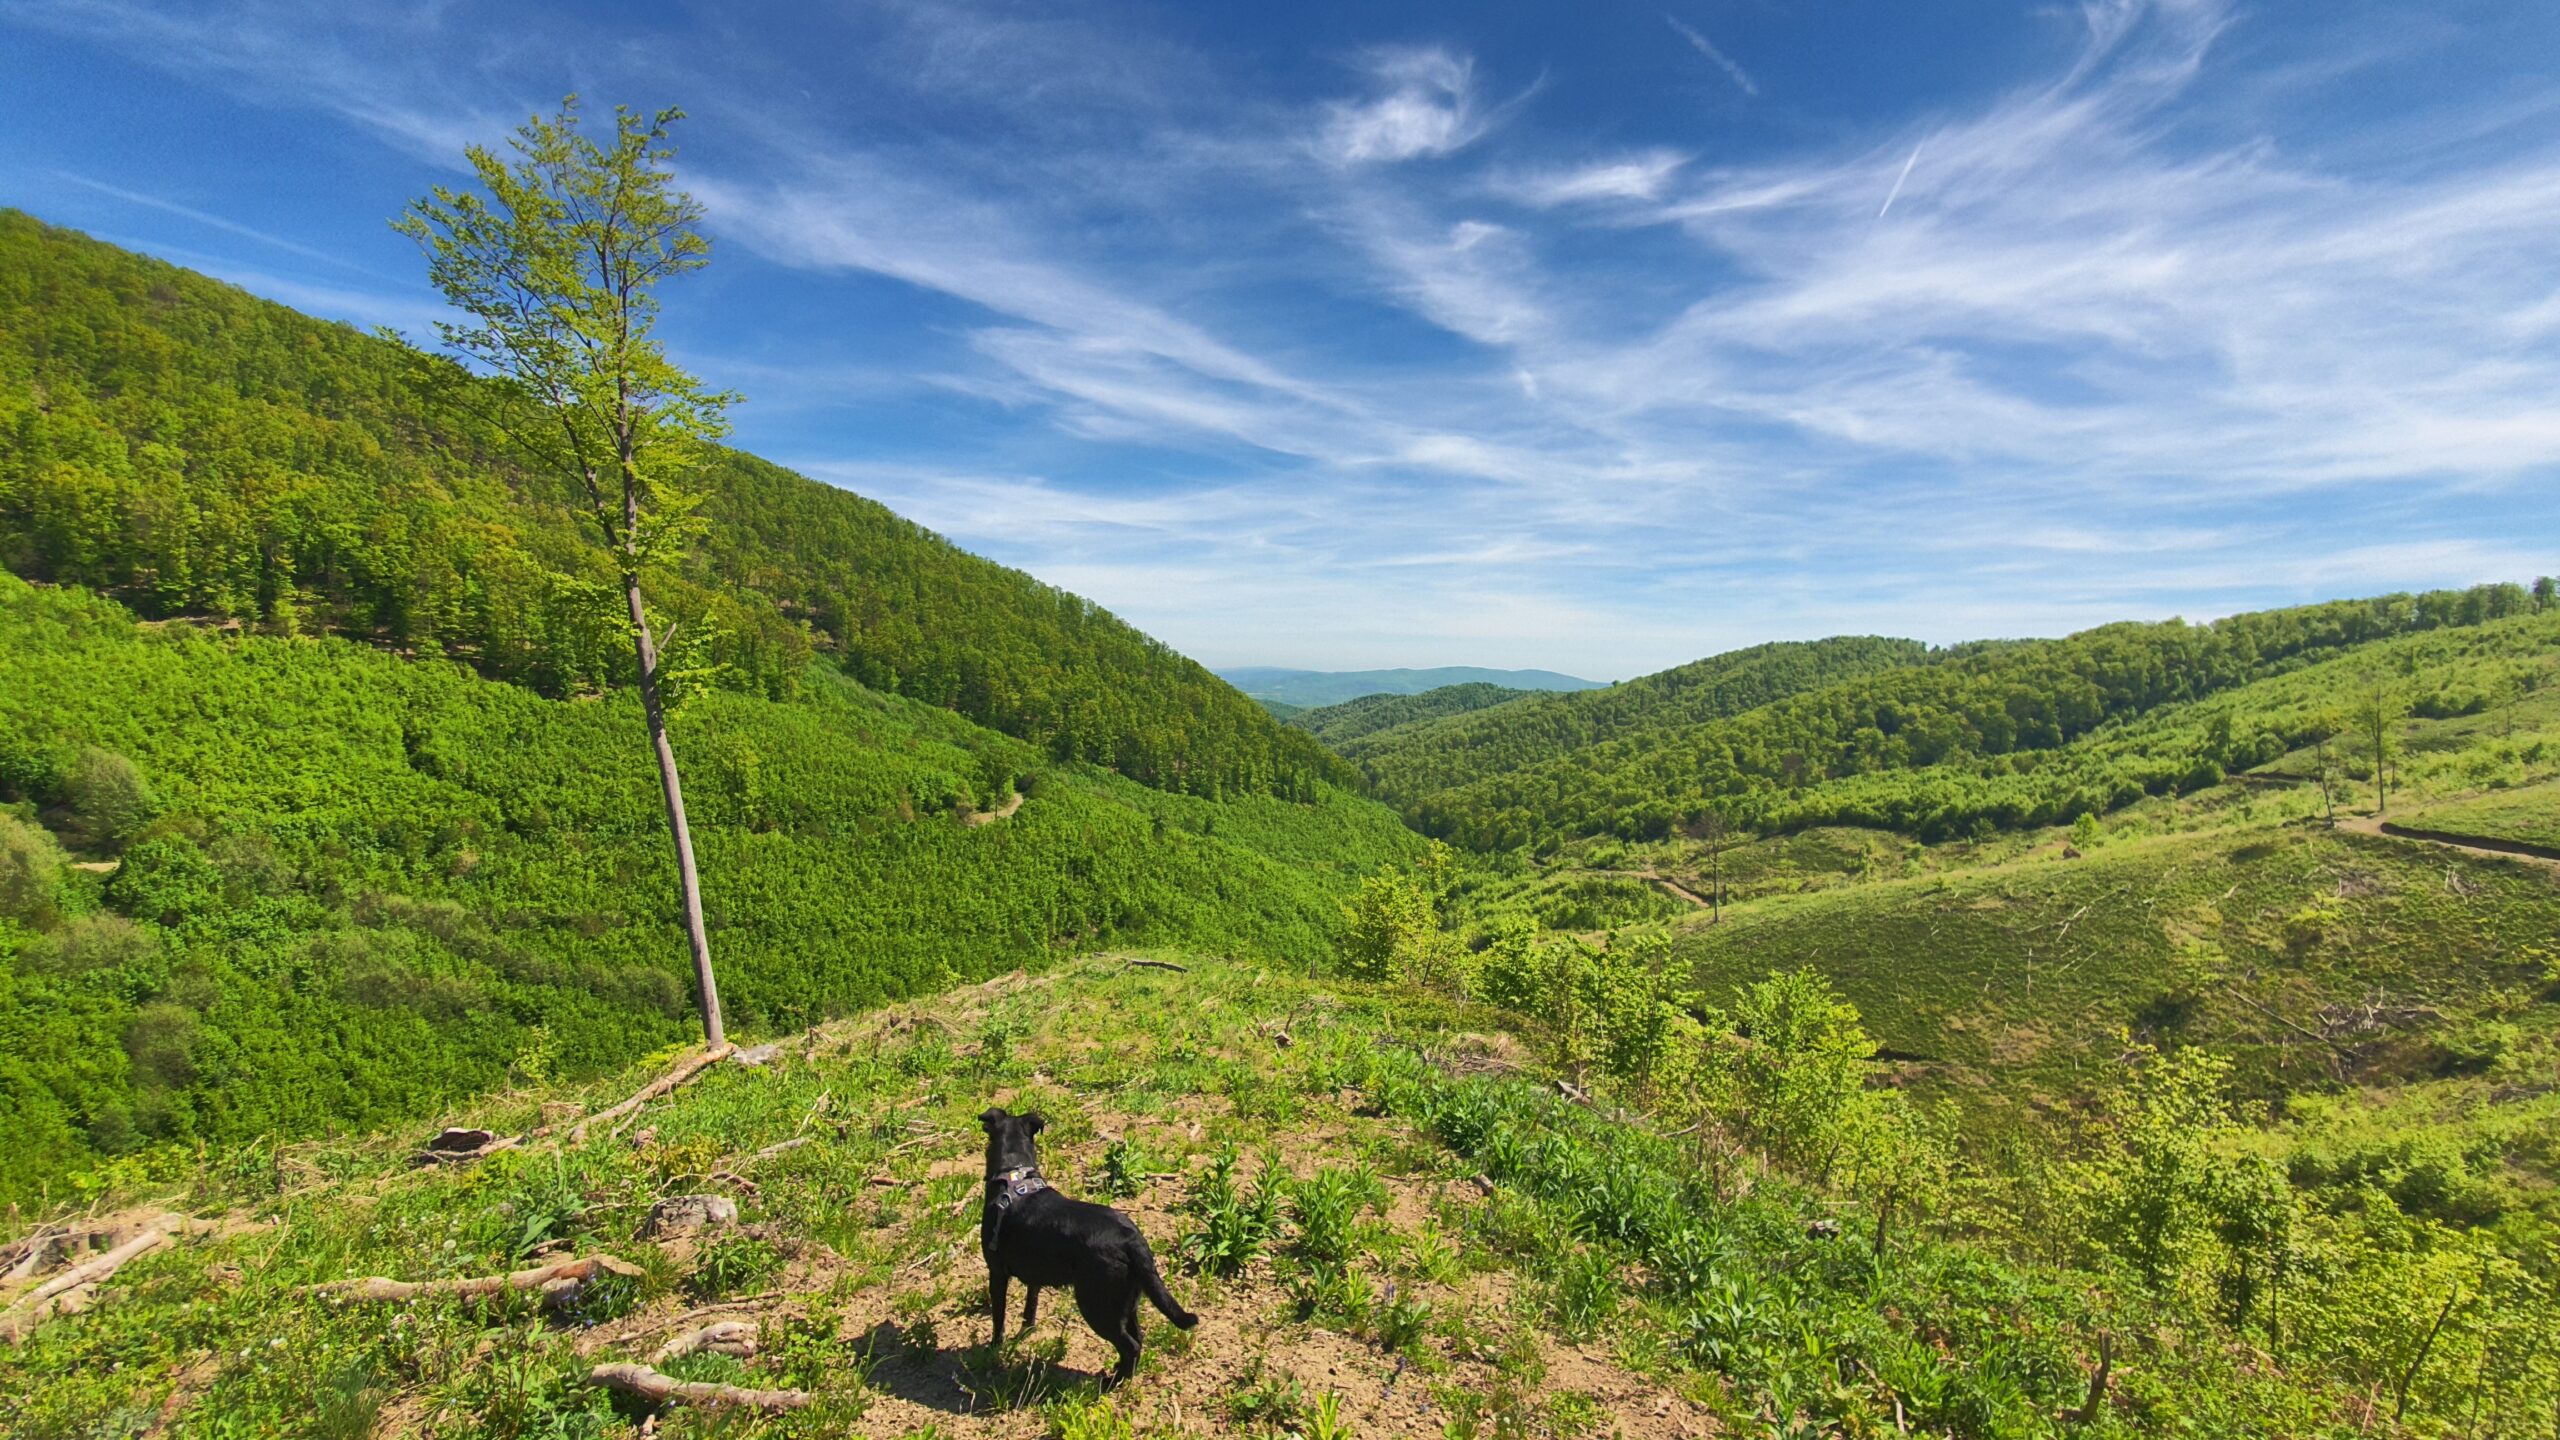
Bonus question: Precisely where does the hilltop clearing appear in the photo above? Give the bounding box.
[13,952,2549,1438]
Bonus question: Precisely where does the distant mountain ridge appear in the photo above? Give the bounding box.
[1221,665,1604,708]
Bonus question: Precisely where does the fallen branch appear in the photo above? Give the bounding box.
[568,1045,736,1147]
[588,1361,810,1412]
[306,1254,644,1309]
[2224,988,2351,1062]
[1125,958,1189,973]
[749,1136,813,1163]
[652,1320,758,1364]
[0,1226,170,1341]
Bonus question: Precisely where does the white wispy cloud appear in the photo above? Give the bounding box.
[1496,151,1688,207]
[1318,47,1488,165]
[10,0,2556,675]
[1663,15,1758,97]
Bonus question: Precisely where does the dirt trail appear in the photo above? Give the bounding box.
[1587,869,1713,910]
[2335,814,2560,869]
[960,791,1028,828]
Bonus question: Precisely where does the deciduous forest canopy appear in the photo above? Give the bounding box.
[0,211,1344,802]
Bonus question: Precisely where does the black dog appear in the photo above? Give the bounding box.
[978,1107,1196,1383]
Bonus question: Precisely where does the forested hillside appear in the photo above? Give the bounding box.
[1290,681,1532,745]
[0,212,1338,800]
[1335,635,1930,838]
[1356,593,2543,848]
[0,574,1417,1206]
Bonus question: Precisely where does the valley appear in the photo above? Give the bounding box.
[3,214,2556,1438]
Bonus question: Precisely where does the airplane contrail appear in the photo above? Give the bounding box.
[1877,141,1924,219]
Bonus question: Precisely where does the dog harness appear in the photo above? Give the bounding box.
[992,1164,1051,1205]
[982,1164,1050,1256]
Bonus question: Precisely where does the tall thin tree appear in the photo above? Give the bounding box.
[398,99,735,1046]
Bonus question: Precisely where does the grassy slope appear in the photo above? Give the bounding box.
[6,954,2498,1440]
[1677,825,2556,1109]
[2395,779,2560,851]
[0,574,1418,1205]
[1479,630,2560,1229]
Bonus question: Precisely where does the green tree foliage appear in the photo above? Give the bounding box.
[1337,841,1462,986]
[0,210,1343,800]
[60,746,156,854]
[1710,968,1883,1177]
[0,573,1417,1204]
[2079,1039,2241,1288]
[1362,591,2544,848]
[0,810,64,926]
[1339,636,1929,831]
[397,98,738,1044]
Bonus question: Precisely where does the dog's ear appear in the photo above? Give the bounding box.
[978,1107,1007,1131]
[1023,1112,1047,1136]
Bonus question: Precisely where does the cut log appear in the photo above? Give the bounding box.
[567,1044,735,1147]
[588,1361,811,1411]
[0,1225,170,1341]
[306,1254,644,1309]
[651,1320,757,1364]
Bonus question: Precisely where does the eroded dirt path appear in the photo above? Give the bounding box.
[2334,814,2560,869]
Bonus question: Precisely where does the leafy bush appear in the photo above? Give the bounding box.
[1179,1144,1282,1275]
[61,747,155,853]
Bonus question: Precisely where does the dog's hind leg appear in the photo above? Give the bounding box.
[1076,1284,1142,1384]
[1022,1284,1041,1328]
[1118,1291,1148,1374]
[989,1268,1011,1348]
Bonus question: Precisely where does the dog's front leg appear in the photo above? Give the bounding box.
[989,1268,1010,1348]
[1022,1284,1041,1329]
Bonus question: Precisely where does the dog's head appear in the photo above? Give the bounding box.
[978,1106,1046,1176]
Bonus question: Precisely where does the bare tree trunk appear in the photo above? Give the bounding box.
[627,581,724,1049]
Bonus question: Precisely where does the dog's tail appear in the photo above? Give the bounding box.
[1136,1243,1198,1329]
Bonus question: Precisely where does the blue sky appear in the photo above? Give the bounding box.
[5,0,2557,679]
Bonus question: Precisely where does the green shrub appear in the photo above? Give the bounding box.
[0,810,64,925]
[61,746,155,853]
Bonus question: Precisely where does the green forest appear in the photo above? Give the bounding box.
[0,211,1341,802]
[0,571,1416,1205]
[1289,682,1535,746]
[1344,592,2546,848]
